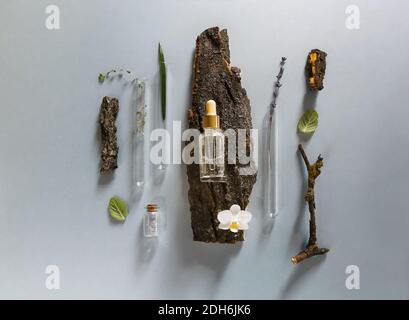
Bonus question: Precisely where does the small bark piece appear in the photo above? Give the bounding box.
[306,49,327,91]
[292,144,329,264]
[99,96,119,174]
[186,27,257,243]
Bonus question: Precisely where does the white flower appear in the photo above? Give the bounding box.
[217,204,252,233]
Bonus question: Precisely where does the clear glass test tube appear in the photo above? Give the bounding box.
[265,107,279,220]
[154,63,168,171]
[133,79,146,191]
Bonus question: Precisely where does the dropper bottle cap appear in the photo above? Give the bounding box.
[203,100,220,129]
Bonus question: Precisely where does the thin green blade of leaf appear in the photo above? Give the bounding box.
[158,42,165,64]
[159,43,166,121]
[108,196,128,222]
[298,109,319,134]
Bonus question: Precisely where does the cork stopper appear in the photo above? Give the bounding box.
[203,100,220,129]
[146,203,158,213]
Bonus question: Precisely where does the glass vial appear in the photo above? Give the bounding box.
[265,106,279,219]
[144,204,159,237]
[133,79,146,189]
[199,100,226,183]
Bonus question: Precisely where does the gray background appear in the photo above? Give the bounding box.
[0,0,408,299]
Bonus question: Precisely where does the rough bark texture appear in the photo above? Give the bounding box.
[306,49,327,91]
[99,96,119,174]
[187,27,257,243]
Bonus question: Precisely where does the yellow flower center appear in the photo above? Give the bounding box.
[230,222,239,230]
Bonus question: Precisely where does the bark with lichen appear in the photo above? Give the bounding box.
[99,96,119,174]
[306,49,327,91]
[186,27,257,243]
[292,144,329,264]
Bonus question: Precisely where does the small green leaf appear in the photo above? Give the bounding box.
[298,109,319,134]
[108,196,128,222]
[98,73,106,83]
[159,43,167,121]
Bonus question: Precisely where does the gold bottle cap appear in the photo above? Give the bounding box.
[203,100,220,129]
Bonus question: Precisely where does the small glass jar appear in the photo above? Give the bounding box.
[144,204,159,237]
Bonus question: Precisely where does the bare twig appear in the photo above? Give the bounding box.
[292,144,329,264]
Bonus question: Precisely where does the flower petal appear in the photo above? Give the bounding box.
[218,222,230,230]
[217,210,233,224]
[230,204,241,216]
[229,226,239,233]
[238,222,249,230]
[238,210,252,225]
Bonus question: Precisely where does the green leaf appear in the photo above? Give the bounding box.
[298,109,319,134]
[108,196,128,222]
[98,73,106,83]
[159,43,167,121]
[158,42,165,64]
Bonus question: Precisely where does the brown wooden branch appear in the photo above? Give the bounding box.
[292,144,329,264]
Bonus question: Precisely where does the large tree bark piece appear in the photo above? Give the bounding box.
[99,96,119,174]
[187,27,257,243]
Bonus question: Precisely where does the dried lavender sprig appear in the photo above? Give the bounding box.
[269,57,287,116]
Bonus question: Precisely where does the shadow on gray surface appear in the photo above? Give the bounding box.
[159,48,242,298]
[297,89,318,143]
[174,221,243,295]
[130,186,143,206]
[136,220,158,263]
[280,147,327,299]
[152,166,166,185]
[259,112,278,237]
[171,182,242,299]
[279,254,327,299]
[98,170,115,186]
[292,148,308,236]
